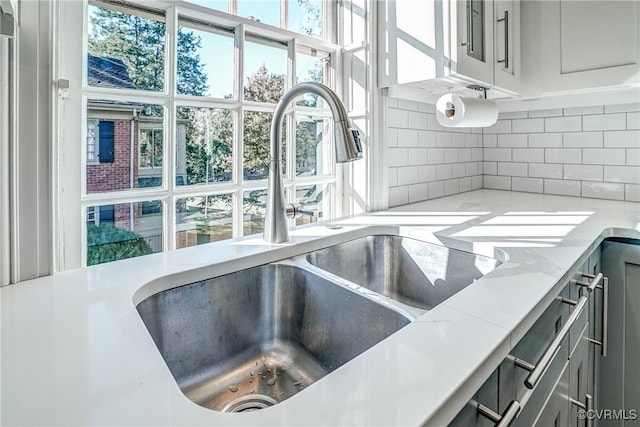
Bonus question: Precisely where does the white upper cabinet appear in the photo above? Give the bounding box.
[377,0,521,98]
[523,0,640,96]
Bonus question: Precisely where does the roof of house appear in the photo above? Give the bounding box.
[87,54,135,89]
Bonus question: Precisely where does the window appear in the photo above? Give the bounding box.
[75,0,340,266]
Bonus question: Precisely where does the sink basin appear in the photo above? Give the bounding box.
[136,263,410,412]
[306,234,501,310]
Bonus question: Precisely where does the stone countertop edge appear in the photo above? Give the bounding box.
[1,189,640,427]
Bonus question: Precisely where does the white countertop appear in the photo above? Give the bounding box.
[2,189,640,427]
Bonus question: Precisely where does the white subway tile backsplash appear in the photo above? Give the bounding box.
[427,148,444,164]
[529,133,563,148]
[498,134,528,147]
[512,148,544,163]
[408,111,428,130]
[545,116,581,132]
[419,103,436,114]
[483,134,498,147]
[512,118,544,133]
[408,183,429,203]
[625,184,640,202]
[388,168,398,187]
[436,132,452,147]
[604,103,640,113]
[466,162,479,176]
[398,99,419,110]
[472,148,483,161]
[407,148,428,165]
[458,148,472,162]
[397,128,420,147]
[472,175,483,189]
[484,120,512,134]
[604,166,640,184]
[387,98,399,108]
[444,148,459,164]
[563,106,603,116]
[484,148,512,161]
[628,112,640,130]
[388,147,409,167]
[452,163,467,178]
[627,149,640,166]
[563,132,603,148]
[436,164,453,180]
[451,133,466,147]
[544,179,581,197]
[427,115,444,131]
[582,149,626,165]
[428,181,445,199]
[583,113,626,131]
[420,165,437,182]
[564,164,603,182]
[444,179,460,195]
[498,111,528,120]
[459,177,472,192]
[483,161,498,175]
[387,108,409,128]
[419,130,437,147]
[389,186,409,207]
[529,163,563,179]
[484,175,511,190]
[498,162,528,177]
[545,148,582,164]
[465,134,481,148]
[397,166,420,185]
[581,182,625,201]
[512,177,543,193]
[604,130,640,147]
[529,108,563,118]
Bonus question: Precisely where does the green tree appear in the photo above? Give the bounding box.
[87,224,153,266]
[88,7,208,96]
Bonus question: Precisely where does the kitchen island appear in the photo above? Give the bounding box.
[2,189,639,426]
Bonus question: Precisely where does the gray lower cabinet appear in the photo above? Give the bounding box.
[449,246,607,427]
[600,240,640,427]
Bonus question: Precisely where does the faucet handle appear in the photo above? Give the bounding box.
[285,203,323,219]
[351,129,363,154]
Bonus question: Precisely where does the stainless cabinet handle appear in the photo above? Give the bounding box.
[461,0,474,52]
[570,394,594,427]
[476,400,521,427]
[511,296,588,389]
[496,10,509,68]
[578,273,608,356]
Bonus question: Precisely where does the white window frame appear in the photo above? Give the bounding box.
[138,123,164,170]
[56,0,348,269]
[86,119,100,164]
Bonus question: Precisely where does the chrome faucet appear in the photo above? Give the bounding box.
[264,82,362,243]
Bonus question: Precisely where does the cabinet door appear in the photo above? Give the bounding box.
[537,0,640,93]
[569,323,590,427]
[534,366,570,427]
[493,0,520,94]
[453,0,495,85]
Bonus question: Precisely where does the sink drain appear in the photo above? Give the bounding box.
[221,394,278,413]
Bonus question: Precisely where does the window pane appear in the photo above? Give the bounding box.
[178,19,234,98]
[86,101,164,193]
[183,0,228,13]
[243,189,267,236]
[289,0,323,39]
[295,113,331,176]
[296,49,328,107]
[177,106,233,186]
[86,201,163,266]
[88,5,165,92]
[176,194,233,248]
[237,0,280,27]
[244,37,287,103]
[295,184,329,226]
[243,111,271,180]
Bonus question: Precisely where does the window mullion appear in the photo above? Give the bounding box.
[165,5,178,251]
[281,0,287,30]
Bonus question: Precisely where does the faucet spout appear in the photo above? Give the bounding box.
[264,82,362,244]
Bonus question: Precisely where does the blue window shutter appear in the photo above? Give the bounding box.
[98,121,114,163]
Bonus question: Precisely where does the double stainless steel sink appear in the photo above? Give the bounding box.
[136,233,500,413]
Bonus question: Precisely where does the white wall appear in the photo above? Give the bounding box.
[386,97,484,207]
[483,104,640,201]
